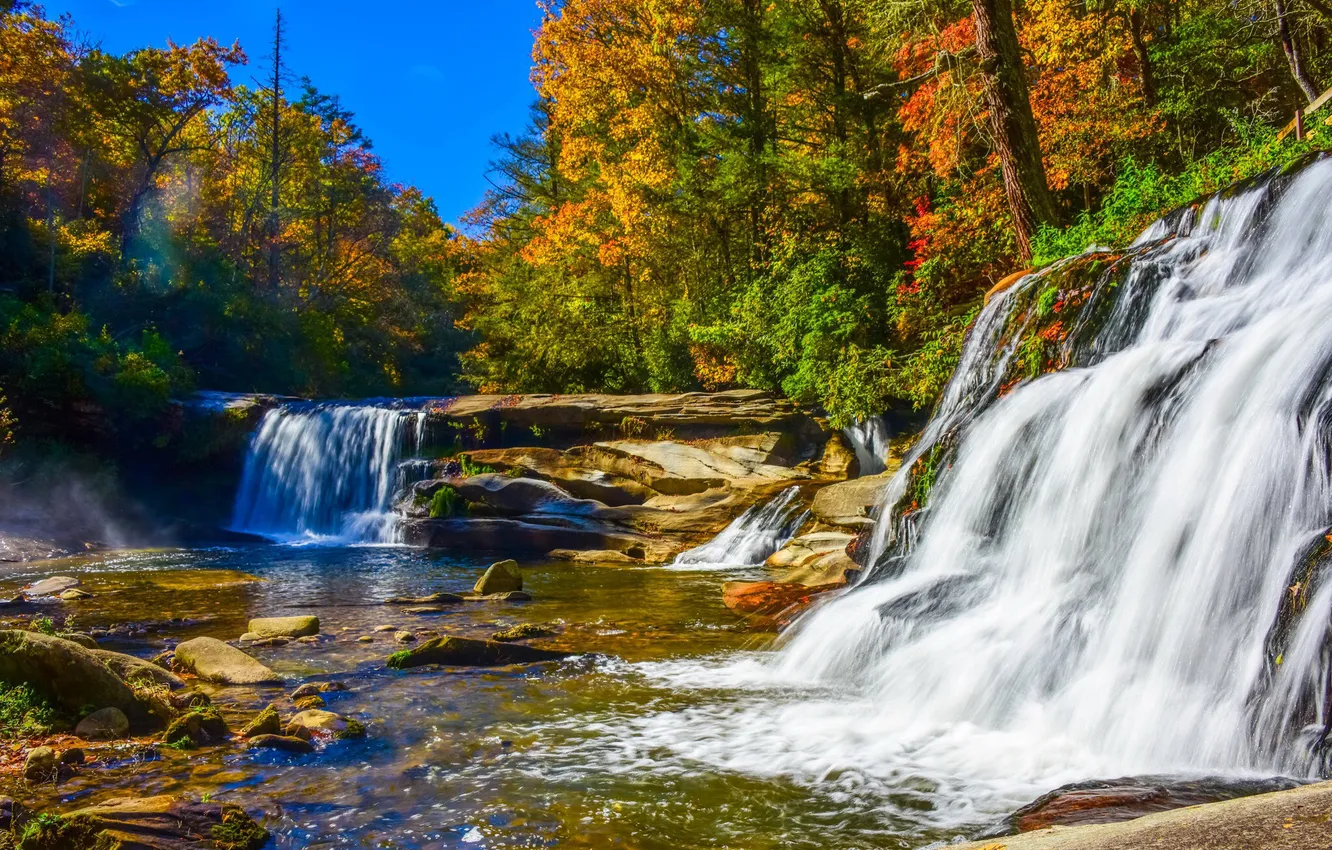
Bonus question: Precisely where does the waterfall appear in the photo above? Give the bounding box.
[231,402,424,544]
[771,155,1332,788]
[842,417,891,476]
[671,487,808,569]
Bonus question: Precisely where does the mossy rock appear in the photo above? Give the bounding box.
[387,636,569,669]
[163,706,229,748]
[15,796,267,850]
[237,705,281,740]
[0,631,159,731]
[491,623,559,642]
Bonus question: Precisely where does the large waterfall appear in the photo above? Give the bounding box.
[775,155,1332,788]
[231,402,426,543]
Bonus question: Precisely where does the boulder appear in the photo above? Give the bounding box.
[23,746,57,782]
[809,473,893,528]
[163,706,229,747]
[59,588,94,600]
[722,580,844,625]
[22,576,80,597]
[75,707,130,740]
[291,681,346,699]
[393,631,416,644]
[766,532,859,585]
[17,796,267,850]
[248,733,314,754]
[55,632,98,649]
[288,709,366,739]
[454,474,628,520]
[581,437,805,496]
[387,636,570,669]
[293,695,326,710]
[246,615,320,639]
[238,706,282,739]
[89,649,186,690]
[474,559,523,594]
[172,637,283,686]
[816,431,860,479]
[0,631,155,727]
[463,447,656,506]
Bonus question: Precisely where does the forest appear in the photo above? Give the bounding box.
[2,0,1331,451]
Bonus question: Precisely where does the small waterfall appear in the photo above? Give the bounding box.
[672,487,808,569]
[842,417,891,476]
[231,402,425,543]
[774,155,1332,785]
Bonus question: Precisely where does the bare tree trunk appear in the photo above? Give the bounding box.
[973,0,1059,262]
[268,9,285,291]
[1127,8,1156,107]
[1276,0,1321,102]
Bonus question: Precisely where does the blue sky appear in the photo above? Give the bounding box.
[50,0,545,224]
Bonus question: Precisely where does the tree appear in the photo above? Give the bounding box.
[972,0,1059,260]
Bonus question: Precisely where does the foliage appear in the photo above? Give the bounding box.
[0,681,58,739]
[428,485,464,519]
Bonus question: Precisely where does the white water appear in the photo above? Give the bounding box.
[615,159,1332,831]
[231,402,425,544]
[670,487,809,570]
[843,417,892,476]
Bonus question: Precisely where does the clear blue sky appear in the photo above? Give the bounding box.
[50,0,544,224]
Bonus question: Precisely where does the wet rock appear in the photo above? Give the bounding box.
[766,532,859,585]
[403,606,453,615]
[454,474,629,521]
[75,707,130,740]
[18,795,268,850]
[0,630,157,727]
[172,637,282,686]
[22,576,80,597]
[394,630,416,644]
[491,623,560,642]
[0,795,25,831]
[248,733,315,754]
[816,431,860,479]
[59,747,85,766]
[288,709,366,739]
[721,580,843,625]
[385,591,466,605]
[474,560,524,595]
[387,635,570,669]
[90,648,187,690]
[372,624,398,632]
[0,591,28,607]
[238,705,282,739]
[291,681,347,699]
[809,473,893,528]
[168,690,211,711]
[250,636,291,647]
[356,635,374,643]
[55,631,99,649]
[163,706,230,747]
[246,615,320,639]
[23,746,57,782]
[59,588,95,600]
[293,695,326,710]
[473,590,533,602]
[546,548,643,564]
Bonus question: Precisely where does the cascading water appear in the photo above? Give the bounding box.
[671,487,808,569]
[231,402,426,544]
[842,416,892,476]
[611,156,1332,833]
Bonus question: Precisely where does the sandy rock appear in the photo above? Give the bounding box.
[372,624,398,632]
[172,637,282,686]
[246,615,320,639]
[766,532,859,585]
[809,473,893,528]
[388,635,570,668]
[474,560,523,595]
[356,635,374,643]
[75,707,130,740]
[816,431,860,479]
[22,576,80,596]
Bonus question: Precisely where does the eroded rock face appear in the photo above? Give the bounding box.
[172,637,283,686]
[765,532,859,585]
[809,473,894,529]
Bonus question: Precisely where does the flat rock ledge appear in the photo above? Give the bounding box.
[952,779,1332,850]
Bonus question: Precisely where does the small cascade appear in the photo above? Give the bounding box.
[672,487,808,569]
[231,402,426,543]
[842,417,891,476]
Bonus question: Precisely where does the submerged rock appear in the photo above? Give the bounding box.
[473,560,523,595]
[75,707,130,740]
[385,591,466,605]
[172,637,283,686]
[58,588,94,601]
[291,681,347,699]
[288,709,365,739]
[491,623,560,642]
[721,580,843,625]
[387,636,570,668]
[246,615,320,639]
[15,795,268,850]
[248,733,314,754]
[22,576,80,597]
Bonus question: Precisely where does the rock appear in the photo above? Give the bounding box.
[22,576,80,596]
[400,517,656,559]
[251,636,291,647]
[23,746,57,782]
[246,615,320,639]
[172,637,282,686]
[75,707,130,740]
[403,606,451,615]
[581,436,805,496]
[55,631,99,649]
[0,630,156,727]
[721,580,843,626]
[474,559,523,594]
[949,778,1332,850]
[492,623,559,642]
[473,590,533,602]
[809,473,893,528]
[288,709,366,739]
[163,706,229,747]
[356,635,374,643]
[59,747,85,766]
[547,548,643,564]
[454,474,629,520]
[248,733,315,754]
[0,795,24,831]
[462,447,657,506]
[816,431,860,479]
[384,592,466,605]
[0,592,28,607]
[17,795,267,850]
[372,624,398,632]
[293,695,326,710]
[239,706,282,739]
[59,588,94,600]
[393,630,416,643]
[387,636,570,668]
[90,649,187,690]
[765,532,859,585]
[168,690,211,711]
[291,681,347,698]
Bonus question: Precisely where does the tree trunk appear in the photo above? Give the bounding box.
[1276,0,1321,102]
[268,9,285,291]
[973,0,1059,261]
[1127,8,1156,107]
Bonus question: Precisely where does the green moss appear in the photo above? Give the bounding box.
[15,815,104,850]
[333,718,366,740]
[428,485,465,519]
[209,806,268,850]
[386,650,412,669]
[0,681,59,740]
